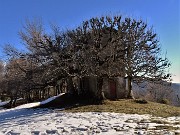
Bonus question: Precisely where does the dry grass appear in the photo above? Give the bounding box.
[155,125,180,131]
[63,99,180,117]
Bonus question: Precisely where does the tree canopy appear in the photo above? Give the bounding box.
[0,15,171,102]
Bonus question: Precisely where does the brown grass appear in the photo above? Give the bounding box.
[155,125,180,130]
[63,99,180,117]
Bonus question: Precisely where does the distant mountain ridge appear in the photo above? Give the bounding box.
[171,83,180,92]
[172,83,180,85]
[132,82,180,106]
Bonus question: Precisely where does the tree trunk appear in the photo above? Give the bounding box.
[97,77,104,100]
[27,92,32,103]
[126,76,134,99]
[67,77,75,94]
[42,89,45,99]
[9,96,13,107]
[12,96,17,107]
[39,90,41,100]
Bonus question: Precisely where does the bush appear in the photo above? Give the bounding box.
[134,99,148,104]
[160,99,170,105]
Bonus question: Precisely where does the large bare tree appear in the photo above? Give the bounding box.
[0,60,4,80]
[120,18,171,98]
[68,16,171,98]
[1,15,171,101]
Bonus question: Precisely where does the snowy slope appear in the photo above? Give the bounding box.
[0,101,9,107]
[0,108,179,135]
[0,93,180,134]
[0,93,65,109]
[40,93,65,105]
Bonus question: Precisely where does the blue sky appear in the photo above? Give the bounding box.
[0,0,179,82]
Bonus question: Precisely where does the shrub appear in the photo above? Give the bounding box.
[134,99,148,104]
[160,99,170,105]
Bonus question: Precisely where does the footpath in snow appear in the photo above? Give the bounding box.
[0,94,180,135]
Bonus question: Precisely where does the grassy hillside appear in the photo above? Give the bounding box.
[64,99,180,117]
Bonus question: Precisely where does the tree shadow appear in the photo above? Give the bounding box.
[0,108,51,125]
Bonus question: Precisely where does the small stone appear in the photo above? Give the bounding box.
[62,129,68,133]
[76,127,88,131]
[113,125,120,128]
[95,130,100,133]
[114,127,122,132]
[125,119,134,123]
[46,129,57,134]
[137,130,144,135]
[101,128,109,132]
[31,131,40,135]
[175,130,180,135]
[93,129,101,133]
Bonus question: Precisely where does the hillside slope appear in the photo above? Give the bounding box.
[64,99,180,117]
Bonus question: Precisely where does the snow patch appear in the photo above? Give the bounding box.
[0,101,9,107]
[0,109,179,135]
[40,93,65,105]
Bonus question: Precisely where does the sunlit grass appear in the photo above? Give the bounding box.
[63,99,180,117]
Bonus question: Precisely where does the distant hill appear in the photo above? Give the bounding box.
[132,82,180,106]
[171,83,180,106]
[171,83,180,91]
[171,83,180,96]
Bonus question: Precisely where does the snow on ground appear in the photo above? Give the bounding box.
[0,107,180,135]
[0,94,179,135]
[0,101,9,107]
[40,93,65,105]
[0,93,65,108]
